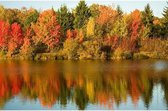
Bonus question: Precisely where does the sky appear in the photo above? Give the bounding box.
[0,0,167,17]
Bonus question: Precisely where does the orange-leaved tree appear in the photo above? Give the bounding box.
[32,9,61,52]
[96,5,117,25]
[20,27,34,56]
[66,29,78,39]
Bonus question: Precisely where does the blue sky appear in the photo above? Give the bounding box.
[0,0,167,17]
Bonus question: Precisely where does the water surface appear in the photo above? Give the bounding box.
[0,60,168,110]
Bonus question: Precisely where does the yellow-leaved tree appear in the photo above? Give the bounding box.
[86,17,95,37]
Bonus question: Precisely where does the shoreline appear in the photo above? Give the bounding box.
[0,52,167,61]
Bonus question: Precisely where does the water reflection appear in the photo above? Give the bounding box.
[0,60,168,110]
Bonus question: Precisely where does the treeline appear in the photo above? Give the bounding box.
[0,1,168,60]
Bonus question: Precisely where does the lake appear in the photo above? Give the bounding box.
[0,60,168,110]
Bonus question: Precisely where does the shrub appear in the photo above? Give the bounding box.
[62,39,79,59]
[78,39,104,59]
[112,47,133,60]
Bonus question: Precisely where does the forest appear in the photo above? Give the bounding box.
[0,1,168,60]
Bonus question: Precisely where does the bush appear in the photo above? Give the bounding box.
[78,39,104,59]
[62,39,79,59]
[111,48,133,60]
[138,38,168,59]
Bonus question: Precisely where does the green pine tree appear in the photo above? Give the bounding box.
[73,0,91,29]
[116,5,123,17]
[162,2,168,38]
[57,5,74,35]
[142,3,154,37]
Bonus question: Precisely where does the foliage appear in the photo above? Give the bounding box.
[62,38,79,59]
[57,5,74,35]
[74,1,91,29]
[78,39,104,59]
[141,4,154,37]
[66,29,78,39]
[7,23,23,56]
[162,3,168,38]
[86,17,95,37]
[129,10,143,40]
[31,9,61,52]
[16,7,39,30]
[0,5,5,21]
[89,4,100,18]
[95,5,117,37]
[116,5,123,17]
[140,38,168,59]
[0,20,10,52]
[0,7,19,24]
[20,28,35,58]
[0,2,167,60]
[96,5,117,25]
[110,15,128,38]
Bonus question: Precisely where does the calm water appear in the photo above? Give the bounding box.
[0,60,168,110]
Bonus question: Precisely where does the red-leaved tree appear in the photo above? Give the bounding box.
[8,23,23,55]
[128,9,143,52]
[0,20,10,51]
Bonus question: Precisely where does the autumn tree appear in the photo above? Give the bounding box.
[8,23,23,56]
[66,29,78,39]
[86,17,95,37]
[32,9,61,52]
[96,5,117,37]
[74,1,91,29]
[0,20,10,53]
[24,9,39,28]
[130,10,143,40]
[17,7,39,30]
[96,5,117,25]
[0,5,5,21]
[20,27,35,58]
[142,4,154,37]
[89,4,100,18]
[78,39,103,59]
[63,38,79,59]
[57,5,74,35]
[126,10,143,52]
[0,8,20,24]
[110,15,128,38]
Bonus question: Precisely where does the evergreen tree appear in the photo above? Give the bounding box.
[116,5,123,16]
[57,5,74,35]
[74,1,91,29]
[162,2,168,38]
[142,4,154,37]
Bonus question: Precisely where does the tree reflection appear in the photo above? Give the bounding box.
[161,76,168,109]
[0,61,167,109]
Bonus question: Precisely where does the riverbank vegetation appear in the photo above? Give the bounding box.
[0,1,168,60]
